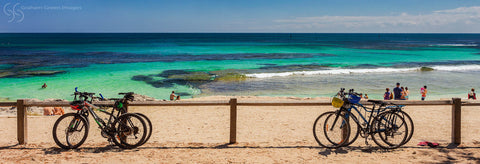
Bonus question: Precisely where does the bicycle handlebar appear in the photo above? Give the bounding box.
[337,88,362,98]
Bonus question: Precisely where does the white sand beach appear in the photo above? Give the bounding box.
[1,96,480,163]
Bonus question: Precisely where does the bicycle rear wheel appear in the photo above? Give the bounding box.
[397,110,414,145]
[372,112,408,149]
[111,113,147,149]
[321,111,350,148]
[52,113,89,149]
[135,113,152,146]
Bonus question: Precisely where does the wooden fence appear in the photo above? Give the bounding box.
[0,98,478,145]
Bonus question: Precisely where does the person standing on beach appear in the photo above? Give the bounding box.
[384,88,392,100]
[468,88,476,100]
[421,86,428,101]
[405,87,410,100]
[393,82,402,100]
[170,91,176,101]
[400,87,406,100]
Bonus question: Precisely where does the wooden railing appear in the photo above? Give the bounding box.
[0,98,478,145]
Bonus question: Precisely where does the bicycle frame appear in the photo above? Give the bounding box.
[76,100,122,136]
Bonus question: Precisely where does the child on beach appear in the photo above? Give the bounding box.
[384,88,393,100]
[421,86,427,101]
[401,87,406,100]
[405,87,410,100]
[364,94,369,99]
[468,88,476,100]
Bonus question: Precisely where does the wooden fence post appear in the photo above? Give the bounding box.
[452,98,461,145]
[17,99,27,145]
[341,111,349,144]
[229,98,237,144]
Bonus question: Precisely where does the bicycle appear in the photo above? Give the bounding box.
[313,88,410,149]
[99,93,153,146]
[372,100,414,147]
[52,88,148,149]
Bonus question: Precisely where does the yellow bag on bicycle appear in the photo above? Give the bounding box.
[331,97,344,108]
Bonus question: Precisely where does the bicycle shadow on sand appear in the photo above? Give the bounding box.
[317,144,480,163]
[43,145,129,154]
[6,142,478,161]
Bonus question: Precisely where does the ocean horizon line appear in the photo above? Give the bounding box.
[1,32,480,34]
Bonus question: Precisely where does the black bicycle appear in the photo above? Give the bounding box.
[313,88,411,149]
[52,89,148,149]
[99,93,153,146]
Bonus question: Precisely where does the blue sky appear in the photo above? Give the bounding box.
[1,0,480,33]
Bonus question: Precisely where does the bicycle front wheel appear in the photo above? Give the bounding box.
[318,111,350,148]
[372,111,408,149]
[52,113,89,149]
[314,111,338,148]
[112,113,147,149]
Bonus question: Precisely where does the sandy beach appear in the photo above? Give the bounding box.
[1,96,480,163]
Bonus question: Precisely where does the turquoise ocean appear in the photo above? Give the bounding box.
[1,33,480,101]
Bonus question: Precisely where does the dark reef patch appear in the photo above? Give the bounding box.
[0,70,66,78]
[132,69,249,89]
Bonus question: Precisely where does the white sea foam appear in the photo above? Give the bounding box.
[246,68,418,78]
[246,65,480,78]
[430,44,478,47]
[431,65,480,71]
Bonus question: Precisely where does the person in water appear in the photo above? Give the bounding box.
[42,83,47,88]
[421,86,428,101]
[468,88,476,100]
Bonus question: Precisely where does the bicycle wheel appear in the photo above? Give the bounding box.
[135,113,152,145]
[342,113,360,147]
[52,113,89,149]
[313,111,338,148]
[111,113,147,149]
[322,111,350,148]
[371,111,408,149]
[397,110,414,145]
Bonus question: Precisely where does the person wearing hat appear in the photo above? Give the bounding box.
[393,82,402,100]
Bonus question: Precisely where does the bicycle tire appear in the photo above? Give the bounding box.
[397,110,414,145]
[371,111,408,149]
[52,113,89,149]
[314,111,344,148]
[135,113,152,146]
[342,112,360,147]
[323,111,350,148]
[111,113,147,149]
